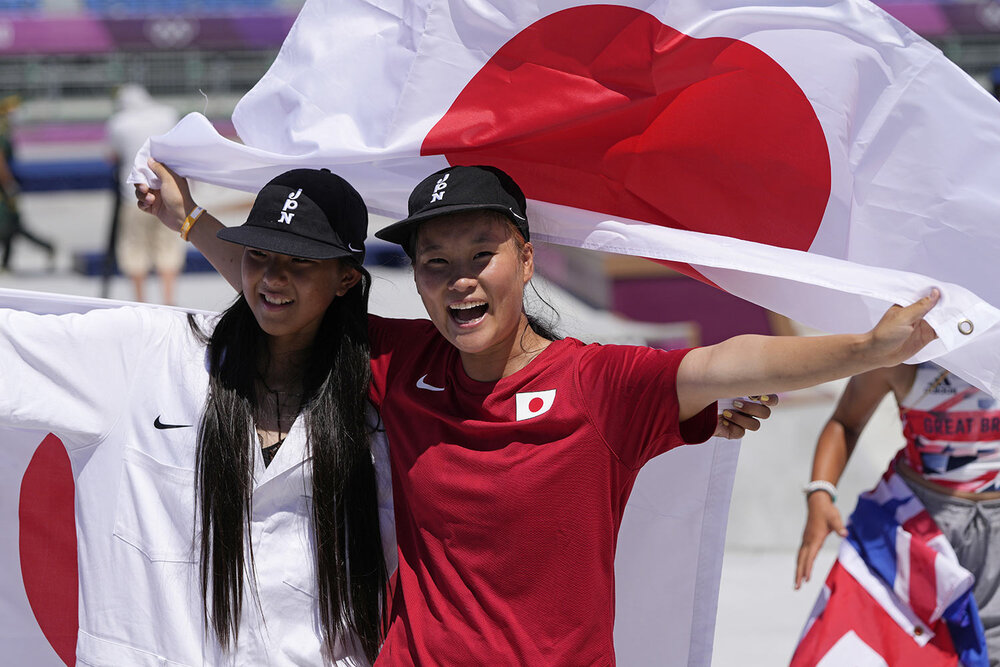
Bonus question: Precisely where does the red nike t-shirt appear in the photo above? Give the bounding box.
[368,315,716,666]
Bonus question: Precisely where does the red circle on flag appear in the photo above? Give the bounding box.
[19,434,78,666]
[528,397,544,413]
[423,5,830,255]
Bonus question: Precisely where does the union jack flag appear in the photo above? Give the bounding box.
[792,466,987,667]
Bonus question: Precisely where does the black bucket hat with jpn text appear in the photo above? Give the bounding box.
[217,168,367,262]
[375,165,528,246]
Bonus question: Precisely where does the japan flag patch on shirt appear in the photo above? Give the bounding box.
[516,390,556,421]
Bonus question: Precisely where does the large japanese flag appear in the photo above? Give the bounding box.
[0,290,137,667]
[134,0,1000,395]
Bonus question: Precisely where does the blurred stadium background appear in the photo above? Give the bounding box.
[0,0,995,663]
[1,0,305,192]
[5,0,1000,193]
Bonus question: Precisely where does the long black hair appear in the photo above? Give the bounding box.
[190,261,386,662]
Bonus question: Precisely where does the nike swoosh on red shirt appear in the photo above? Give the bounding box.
[416,374,445,392]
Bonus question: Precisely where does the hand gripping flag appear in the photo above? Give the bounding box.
[792,466,988,667]
[132,0,1000,395]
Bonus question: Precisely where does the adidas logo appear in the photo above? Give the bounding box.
[931,376,956,394]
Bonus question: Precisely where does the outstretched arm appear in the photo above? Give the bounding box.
[134,159,243,291]
[676,290,938,421]
[0,306,150,444]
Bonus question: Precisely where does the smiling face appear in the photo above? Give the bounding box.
[412,211,537,379]
[241,248,359,353]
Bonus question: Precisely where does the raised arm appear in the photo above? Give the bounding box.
[134,159,243,291]
[792,365,913,588]
[675,290,938,421]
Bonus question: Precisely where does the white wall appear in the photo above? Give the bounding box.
[725,381,905,550]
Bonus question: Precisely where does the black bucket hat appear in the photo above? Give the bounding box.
[217,168,367,262]
[375,165,528,246]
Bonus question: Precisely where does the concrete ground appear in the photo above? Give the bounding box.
[2,188,907,666]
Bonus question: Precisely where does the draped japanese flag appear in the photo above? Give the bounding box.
[133,0,1000,395]
[0,289,136,666]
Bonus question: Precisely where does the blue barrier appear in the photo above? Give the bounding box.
[0,0,40,12]
[9,158,413,273]
[72,242,409,276]
[72,248,216,276]
[12,159,116,192]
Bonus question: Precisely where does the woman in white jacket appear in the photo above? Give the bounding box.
[2,168,392,666]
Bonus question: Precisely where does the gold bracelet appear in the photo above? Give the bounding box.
[180,206,205,241]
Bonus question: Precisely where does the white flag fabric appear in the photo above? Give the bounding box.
[0,287,738,666]
[0,289,160,667]
[132,0,1000,395]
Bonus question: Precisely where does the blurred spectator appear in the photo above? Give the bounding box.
[0,95,56,273]
[106,85,184,304]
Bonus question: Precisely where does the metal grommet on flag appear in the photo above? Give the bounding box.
[958,319,974,335]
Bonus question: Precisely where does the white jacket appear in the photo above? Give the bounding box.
[0,305,395,666]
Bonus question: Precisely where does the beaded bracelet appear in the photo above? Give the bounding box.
[803,479,837,503]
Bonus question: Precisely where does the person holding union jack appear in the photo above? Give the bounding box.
[793,362,997,666]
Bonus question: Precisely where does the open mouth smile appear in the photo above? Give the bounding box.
[261,292,294,308]
[449,300,489,326]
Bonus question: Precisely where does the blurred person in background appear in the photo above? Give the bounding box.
[0,95,55,273]
[794,362,1000,665]
[107,85,185,304]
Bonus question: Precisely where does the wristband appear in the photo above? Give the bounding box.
[180,205,205,241]
[803,480,837,503]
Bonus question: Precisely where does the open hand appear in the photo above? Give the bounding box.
[795,491,847,589]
